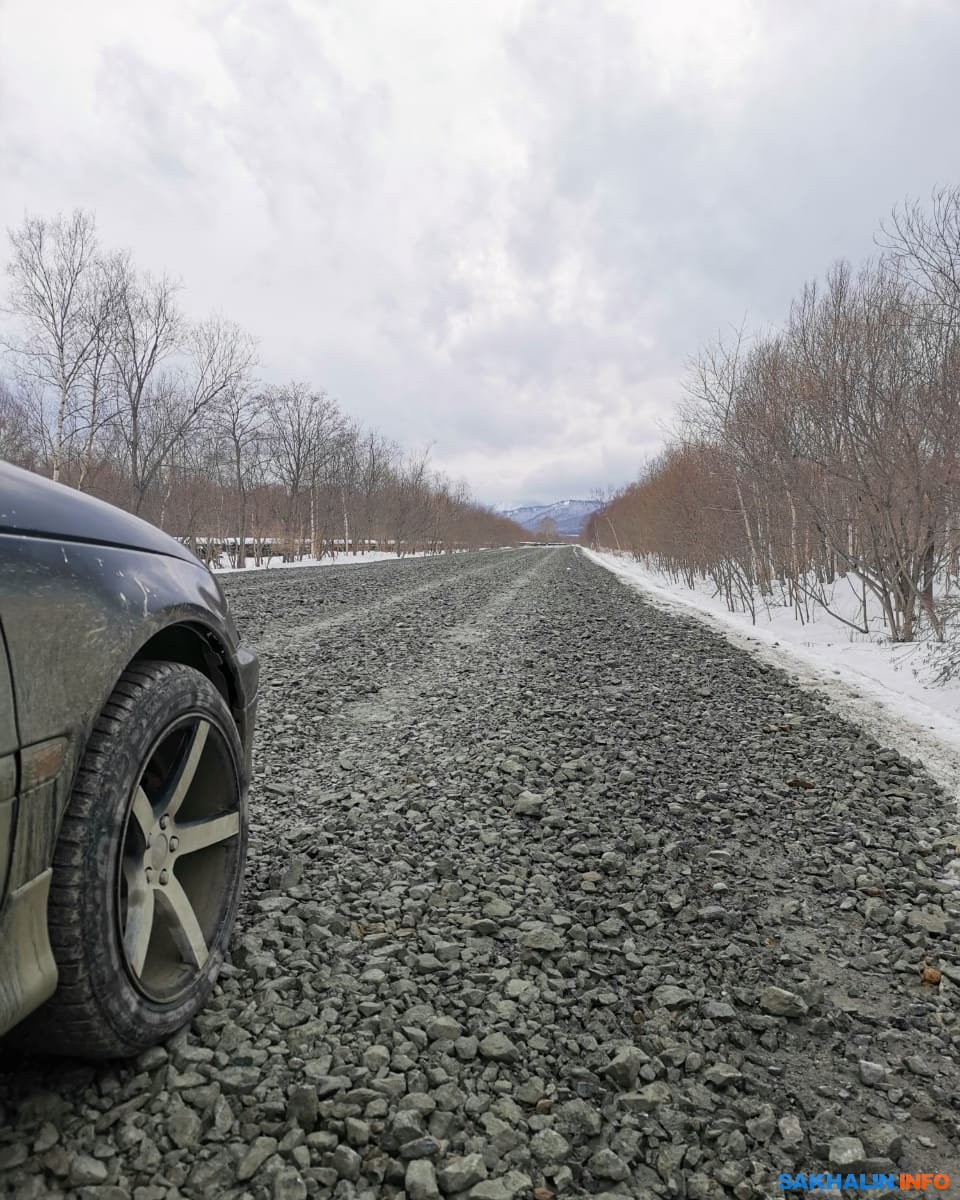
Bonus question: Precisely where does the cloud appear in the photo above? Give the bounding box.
[2,0,959,504]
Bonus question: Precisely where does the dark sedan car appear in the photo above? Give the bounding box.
[0,462,258,1057]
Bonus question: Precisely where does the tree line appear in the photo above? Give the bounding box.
[0,209,525,564]
[586,188,960,651]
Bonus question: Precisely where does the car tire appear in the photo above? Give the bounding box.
[24,661,247,1058]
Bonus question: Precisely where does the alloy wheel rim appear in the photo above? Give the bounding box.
[117,713,242,1003]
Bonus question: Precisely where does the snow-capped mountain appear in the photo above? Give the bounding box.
[498,499,603,538]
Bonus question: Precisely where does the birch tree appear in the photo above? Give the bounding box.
[3,209,100,480]
[216,385,263,568]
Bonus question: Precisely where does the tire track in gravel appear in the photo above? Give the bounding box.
[248,557,510,654]
[337,551,559,728]
[2,546,958,1200]
[239,549,560,836]
[230,550,548,653]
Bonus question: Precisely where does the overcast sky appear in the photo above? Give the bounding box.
[2,0,957,507]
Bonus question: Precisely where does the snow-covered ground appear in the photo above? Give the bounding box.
[585,548,960,809]
[211,550,431,574]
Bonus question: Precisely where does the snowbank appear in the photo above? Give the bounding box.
[211,550,431,574]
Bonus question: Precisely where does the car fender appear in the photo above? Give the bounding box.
[0,533,245,889]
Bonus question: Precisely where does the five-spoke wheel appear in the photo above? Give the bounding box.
[25,661,248,1057]
[119,715,243,1001]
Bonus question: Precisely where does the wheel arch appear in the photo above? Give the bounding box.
[47,617,250,852]
[131,622,241,725]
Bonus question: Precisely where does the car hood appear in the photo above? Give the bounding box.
[0,462,202,566]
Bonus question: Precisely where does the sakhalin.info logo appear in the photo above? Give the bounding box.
[778,1173,950,1191]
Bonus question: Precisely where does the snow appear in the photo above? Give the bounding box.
[584,549,960,811]
[211,550,431,574]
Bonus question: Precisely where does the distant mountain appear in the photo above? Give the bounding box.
[499,498,603,538]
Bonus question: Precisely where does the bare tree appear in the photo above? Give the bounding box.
[1,207,527,562]
[593,236,960,647]
[3,210,101,480]
[387,449,432,556]
[76,251,126,491]
[332,418,362,555]
[260,383,340,558]
[682,322,765,591]
[880,186,960,319]
[0,378,36,468]
[354,431,397,552]
[215,384,264,568]
[109,267,182,510]
[111,267,256,514]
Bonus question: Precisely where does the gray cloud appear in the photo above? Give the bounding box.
[2,0,958,507]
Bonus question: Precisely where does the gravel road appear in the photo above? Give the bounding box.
[2,546,960,1199]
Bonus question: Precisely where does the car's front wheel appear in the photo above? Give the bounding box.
[27,660,247,1058]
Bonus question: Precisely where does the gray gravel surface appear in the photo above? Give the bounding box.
[2,545,960,1198]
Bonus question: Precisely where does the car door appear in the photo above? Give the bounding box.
[0,622,18,902]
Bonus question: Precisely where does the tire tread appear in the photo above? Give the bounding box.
[20,661,241,1058]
